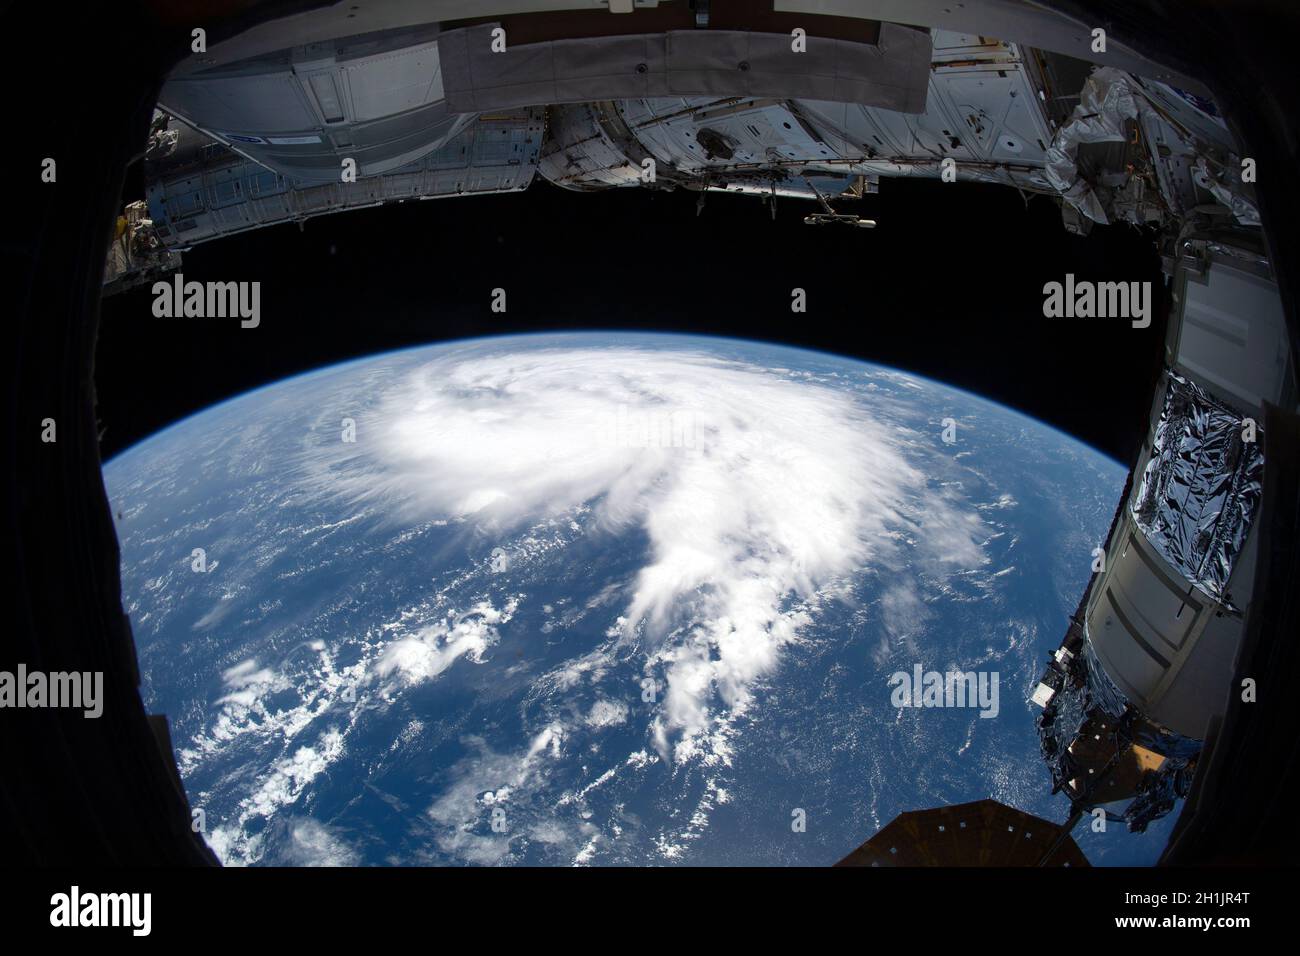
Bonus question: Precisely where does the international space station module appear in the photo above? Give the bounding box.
[108,1,1260,288]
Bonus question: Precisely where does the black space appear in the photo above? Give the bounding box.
[95,173,1166,465]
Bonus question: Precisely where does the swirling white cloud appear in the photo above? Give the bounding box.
[300,346,989,764]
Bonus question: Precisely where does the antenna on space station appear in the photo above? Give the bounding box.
[802,177,877,228]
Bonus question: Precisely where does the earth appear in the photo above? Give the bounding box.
[104,332,1177,866]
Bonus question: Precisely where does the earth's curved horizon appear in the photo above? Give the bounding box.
[104,331,1177,866]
